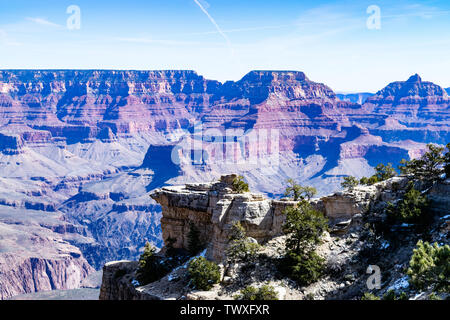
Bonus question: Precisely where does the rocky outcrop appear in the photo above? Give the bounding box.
[98,260,145,300]
[151,175,297,262]
[428,178,450,214]
[100,174,450,300]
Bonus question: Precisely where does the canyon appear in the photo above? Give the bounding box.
[99,175,450,300]
[0,69,448,299]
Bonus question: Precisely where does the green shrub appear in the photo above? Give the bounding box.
[360,163,396,186]
[188,256,221,291]
[360,175,379,185]
[226,221,260,263]
[385,182,430,224]
[280,201,328,286]
[407,240,450,292]
[284,179,317,200]
[228,221,246,241]
[361,292,380,300]
[279,251,325,286]
[341,176,359,191]
[428,293,442,300]
[283,201,328,253]
[235,285,279,300]
[232,175,250,193]
[444,143,450,178]
[136,242,170,285]
[374,163,397,181]
[382,290,408,300]
[187,222,203,256]
[398,144,445,181]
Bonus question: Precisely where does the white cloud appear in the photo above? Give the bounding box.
[26,17,62,28]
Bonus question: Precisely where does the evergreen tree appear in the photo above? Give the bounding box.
[444,143,450,178]
[407,241,450,292]
[187,222,203,256]
[279,201,328,286]
[236,285,279,300]
[188,256,221,290]
[374,163,397,181]
[385,182,430,224]
[341,176,359,191]
[283,201,328,253]
[284,179,317,200]
[398,144,445,181]
[226,221,260,263]
[232,175,250,193]
[136,242,170,285]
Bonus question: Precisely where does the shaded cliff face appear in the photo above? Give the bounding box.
[0,206,94,300]
[150,176,295,262]
[0,70,448,298]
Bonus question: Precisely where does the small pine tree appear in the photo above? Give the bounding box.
[229,221,246,241]
[398,144,445,181]
[341,176,359,191]
[136,242,170,285]
[187,222,203,256]
[188,256,221,291]
[226,221,260,263]
[374,163,397,181]
[232,175,250,193]
[283,201,328,253]
[359,163,396,186]
[280,251,325,286]
[284,179,317,200]
[280,201,328,286]
[385,182,430,224]
[444,143,450,178]
[407,240,450,293]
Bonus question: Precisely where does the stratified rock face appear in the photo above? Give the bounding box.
[428,178,450,214]
[0,212,94,300]
[0,70,448,298]
[364,74,450,125]
[151,175,297,262]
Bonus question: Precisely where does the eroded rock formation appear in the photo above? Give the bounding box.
[151,175,296,261]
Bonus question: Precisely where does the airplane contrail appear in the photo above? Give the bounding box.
[192,0,233,53]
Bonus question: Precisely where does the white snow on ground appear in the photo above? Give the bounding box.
[388,276,410,291]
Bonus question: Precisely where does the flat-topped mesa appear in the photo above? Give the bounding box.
[150,174,296,262]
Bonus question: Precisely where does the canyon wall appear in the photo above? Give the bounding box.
[0,69,448,298]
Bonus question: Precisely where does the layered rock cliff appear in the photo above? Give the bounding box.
[150,175,296,261]
[0,69,448,298]
[0,209,94,299]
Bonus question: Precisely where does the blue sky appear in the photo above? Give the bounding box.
[0,0,449,92]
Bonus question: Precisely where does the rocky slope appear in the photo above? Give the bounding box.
[0,70,448,298]
[0,206,94,299]
[99,175,450,300]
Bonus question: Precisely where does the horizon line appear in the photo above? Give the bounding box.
[0,68,448,92]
